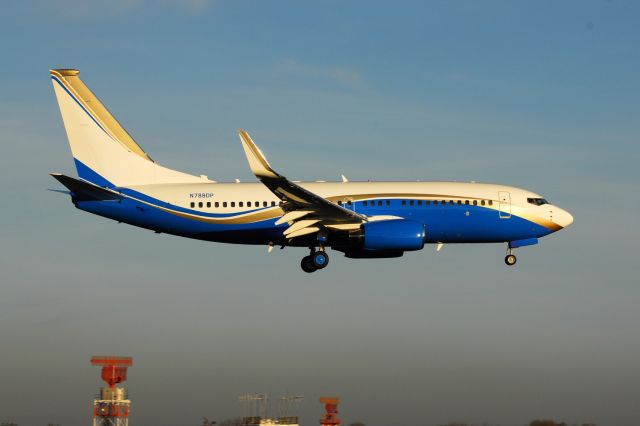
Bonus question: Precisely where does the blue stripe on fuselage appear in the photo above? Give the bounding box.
[76,197,288,244]
[68,161,552,245]
[75,196,552,246]
[345,200,551,242]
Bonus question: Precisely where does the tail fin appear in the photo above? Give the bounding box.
[50,69,207,187]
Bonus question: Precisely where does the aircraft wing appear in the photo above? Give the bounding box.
[238,130,366,238]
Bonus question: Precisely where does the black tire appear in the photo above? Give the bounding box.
[301,256,316,273]
[311,251,329,269]
[505,254,517,266]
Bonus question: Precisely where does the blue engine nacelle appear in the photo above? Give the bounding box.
[359,219,426,251]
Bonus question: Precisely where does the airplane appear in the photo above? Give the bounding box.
[49,69,574,273]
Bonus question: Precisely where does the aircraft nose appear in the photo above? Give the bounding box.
[553,207,574,228]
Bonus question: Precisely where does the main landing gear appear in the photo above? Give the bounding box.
[300,248,329,273]
[504,247,517,266]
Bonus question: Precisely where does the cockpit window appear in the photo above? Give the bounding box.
[527,197,549,206]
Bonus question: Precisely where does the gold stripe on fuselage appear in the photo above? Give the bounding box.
[137,191,561,231]
[156,204,285,224]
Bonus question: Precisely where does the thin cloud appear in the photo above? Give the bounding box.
[43,0,213,19]
[282,59,363,89]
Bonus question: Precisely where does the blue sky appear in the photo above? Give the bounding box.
[1,1,639,425]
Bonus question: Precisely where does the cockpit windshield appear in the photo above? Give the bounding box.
[527,197,549,206]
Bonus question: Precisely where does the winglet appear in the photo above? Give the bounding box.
[238,129,279,179]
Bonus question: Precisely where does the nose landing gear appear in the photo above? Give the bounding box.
[504,247,517,266]
[300,248,330,273]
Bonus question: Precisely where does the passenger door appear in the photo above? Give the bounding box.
[498,191,511,219]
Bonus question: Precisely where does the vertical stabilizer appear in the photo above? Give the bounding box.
[50,69,207,187]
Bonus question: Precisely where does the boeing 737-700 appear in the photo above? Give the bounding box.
[50,69,573,272]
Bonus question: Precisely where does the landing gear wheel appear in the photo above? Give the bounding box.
[301,256,316,273]
[311,251,329,269]
[505,254,517,266]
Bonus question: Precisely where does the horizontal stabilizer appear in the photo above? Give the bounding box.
[51,173,121,201]
[48,188,71,195]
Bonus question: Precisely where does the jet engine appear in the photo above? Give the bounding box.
[359,219,425,250]
[340,219,426,253]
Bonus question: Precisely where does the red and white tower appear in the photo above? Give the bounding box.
[319,397,340,426]
[91,356,133,426]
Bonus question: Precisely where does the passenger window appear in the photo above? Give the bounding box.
[239,202,244,207]
[409,200,414,206]
[255,201,259,206]
[433,200,438,205]
[231,202,235,207]
[386,200,391,206]
[223,202,227,208]
[426,200,430,205]
[215,202,219,208]
[473,200,477,206]
[481,200,486,206]
[465,200,469,205]
[190,202,195,208]
[402,200,406,206]
[378,200,383,206]
[198,202,203,208]
[488,200,493,206]
[271,201,276,207]
[457,200,461,205]
[263,201,268,207]
[363,201,368,206]
[247,202,251,207]
[347,201,352,206]
[417,200,422,206]
[207,202,211,208]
